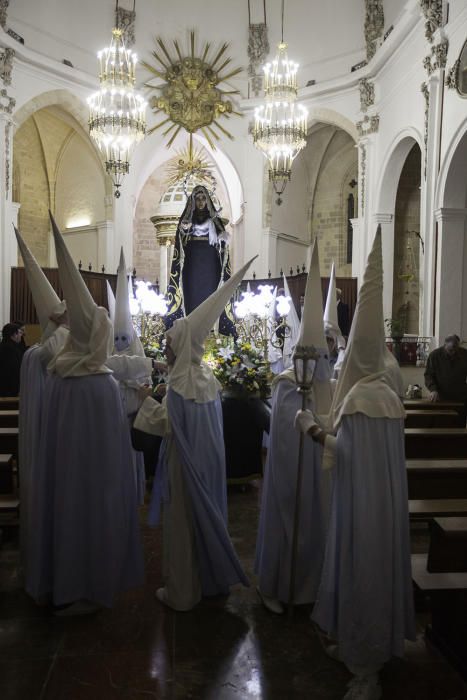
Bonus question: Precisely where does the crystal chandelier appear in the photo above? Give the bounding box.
[88,5,146,198]
[252,1,307,205]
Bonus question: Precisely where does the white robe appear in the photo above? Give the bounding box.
[255,377,331,604]
[135,394,202,610]
[136,388,248,610]
[28,371,144,606]
[19,327,69,578]
[106,354,153,504]
[313,414,416,668]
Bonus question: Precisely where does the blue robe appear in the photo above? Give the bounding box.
[313,414,416,668]
[19,346,46,580]
[255,378,331,604]
[27,372,144,607]
[148,388,248,607]
[20,328,69,584]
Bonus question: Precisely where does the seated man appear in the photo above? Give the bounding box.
[424,334,467,409]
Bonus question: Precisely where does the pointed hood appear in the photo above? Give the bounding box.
[294,239,332,413]
[166,255,257,402]
[14,225,66,341]
[281,274,300,369]
[49,212,112,377]
[50,212,95,346]
[268,286,282,366]
[328,226,405,429]
[114,247,145,357]
[106,280,116,324]
[323,262,339,337]
[323,261,346,376]
[297,240,328,349]
[115,248,133,342]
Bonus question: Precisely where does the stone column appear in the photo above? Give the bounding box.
[96,219,114,272]
[373,212,394,322]
[0,99,16,324]
[434,207,467,343]
[420,67,445,336]
[158,238,173,293]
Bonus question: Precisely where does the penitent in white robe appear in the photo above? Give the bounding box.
[19,327,69,579]
[106,353,153,504]
[313,414,416,669]
[27,372,144,607]
[136,387,248,611]
[255,377,332,604]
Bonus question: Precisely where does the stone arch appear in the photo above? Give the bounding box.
[307,107,359,142]
[13,89,112,200]
[436,118,467,210]
[374,129,423,326]
[434,119,467,341]
[131,130,244,226]
[376,128,422,213]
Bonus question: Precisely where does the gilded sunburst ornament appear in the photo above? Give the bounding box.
[164,141,216,190]
[142,31,242,149]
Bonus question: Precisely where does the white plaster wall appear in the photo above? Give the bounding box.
[8,0,365,94]
[383,0,409,35]
[61,226,98,269]
[55,132,106,230]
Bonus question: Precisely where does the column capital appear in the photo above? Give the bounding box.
[373,212,394,224]
[434,207,467,223]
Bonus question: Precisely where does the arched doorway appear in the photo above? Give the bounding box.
[392,143,422,334]
[13,102,108,269]
[376,131,423,324]
[266,121,358,278]
[435,126,467,342]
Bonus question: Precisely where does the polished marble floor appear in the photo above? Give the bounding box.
[1,483,466,700]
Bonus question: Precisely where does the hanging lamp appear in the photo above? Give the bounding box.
[88,0,146,198]
[252,0,307,205]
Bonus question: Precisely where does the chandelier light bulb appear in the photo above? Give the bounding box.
[252,39,307,204]
[89,26,146,198]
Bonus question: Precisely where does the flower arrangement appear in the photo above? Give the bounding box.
[204,340,271,398]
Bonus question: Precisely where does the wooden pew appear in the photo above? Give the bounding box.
[428,517,467,573]
[405,410,460,429]
[0,454,14,494]
[407,459,467,499]
[0,428,18,456]
[404,399,464,412]
[0,397,19,411]
[0,410,19,428]
[409,498,467,520]
[412,518,467,680]
[405,428,467,459]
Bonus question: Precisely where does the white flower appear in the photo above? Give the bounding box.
[218,347,234,360]
[241,356,255,368]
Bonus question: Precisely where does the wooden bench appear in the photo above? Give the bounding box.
[0,427,18,453]
[405,410,460,429]
[0,454,14,494]
[412,531,467,680]
[0,397,19,410]
[0,410,19,428]
[0,494,20,530]
[404,399,464,413]
[405,428,467,459]
[409,498,467,519]
[406,459,467,499]
[427,517,467,573]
